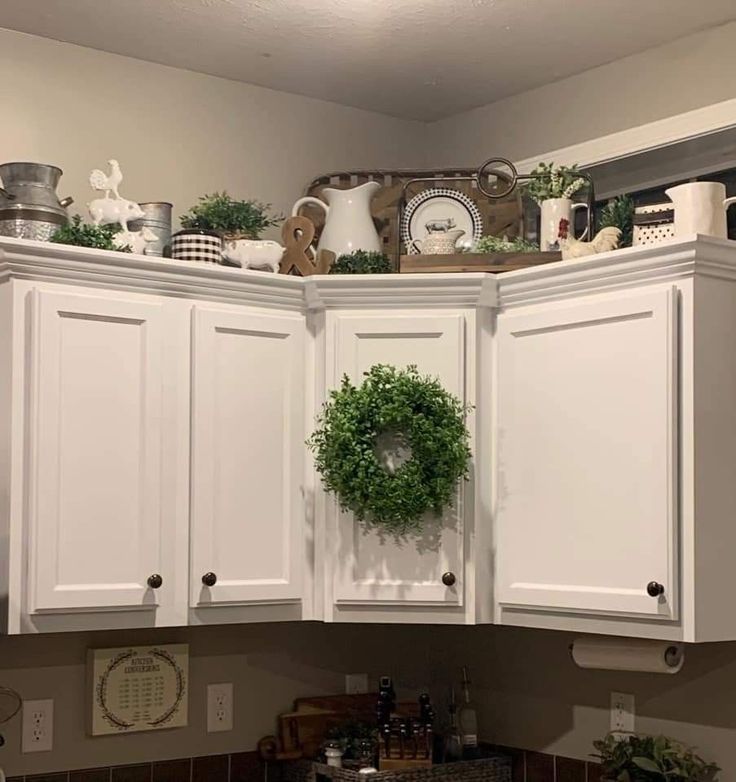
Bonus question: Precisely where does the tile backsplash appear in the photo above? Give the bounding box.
[8,747,600,782]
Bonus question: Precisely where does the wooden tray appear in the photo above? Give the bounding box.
[399,252,561,274]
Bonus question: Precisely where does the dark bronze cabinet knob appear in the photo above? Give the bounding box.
[147,574,163,589]
[202,572,217,587]
[647,581,665,597]
[441,572,457,587]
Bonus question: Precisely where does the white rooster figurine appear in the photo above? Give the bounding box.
[89,159,123,200]
[558,218,621,260]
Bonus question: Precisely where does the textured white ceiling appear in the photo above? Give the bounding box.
[2,0,736,121]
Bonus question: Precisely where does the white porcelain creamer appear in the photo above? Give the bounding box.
[665,181,736,239]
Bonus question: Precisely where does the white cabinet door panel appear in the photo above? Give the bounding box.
[28,289,165,612]
[332,314,465,606]
[496,288,678,619]
[191,307,304,607]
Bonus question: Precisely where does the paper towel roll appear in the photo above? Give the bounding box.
[571,637,684,674]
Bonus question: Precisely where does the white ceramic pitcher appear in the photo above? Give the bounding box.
[539,197,589,251]
[665,182,736,239]
[292,181,381,257]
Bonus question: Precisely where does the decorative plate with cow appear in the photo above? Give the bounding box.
[401,187,483,254]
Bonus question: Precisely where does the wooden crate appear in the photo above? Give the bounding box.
[399,252,561,274]
[304,168,523,267]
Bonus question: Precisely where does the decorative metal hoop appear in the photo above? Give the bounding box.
[476,157,518,199]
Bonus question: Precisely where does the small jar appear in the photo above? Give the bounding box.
[325,744,344,768]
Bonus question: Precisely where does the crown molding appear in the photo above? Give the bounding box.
[496,235,736,308]
[2,235,736,313]
[0,237,306,311]
[305,273,498,310]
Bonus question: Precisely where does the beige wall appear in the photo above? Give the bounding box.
[425,21,736,166]
[0,28,426,234]
[0,623,446,777]
[449,626,736,779]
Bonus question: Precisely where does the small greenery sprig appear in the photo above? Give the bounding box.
[50,215,131,252]
[598,195,634,248]
[474,235,538,253]
[522,162,586,204]
[308,364,471,535]
[180,192,281,239]
[329,250,393,274]
[593,733,719,782]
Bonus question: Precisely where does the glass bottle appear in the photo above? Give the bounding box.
[458,666,479,758]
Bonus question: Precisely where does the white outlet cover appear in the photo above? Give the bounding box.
[22,699,54,753]
[610,691,635,734]
[207,683,233,733]
[345,673,369,694]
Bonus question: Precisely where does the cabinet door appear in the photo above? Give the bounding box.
[496,288,678,619]
[28,289,165,612]
[190,306,304,607]
[331,314,465,606]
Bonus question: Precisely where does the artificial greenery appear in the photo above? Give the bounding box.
[522,161,586,204]
[50,215,131,252]
[329,250,393,274]
[323,721,377,763]
[307,364,471,535]
[593,734,719,782]
[180,191,281,239]
[474,235,538,253]
[598,195,634,248]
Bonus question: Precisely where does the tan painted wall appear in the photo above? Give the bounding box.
[425,21,736,166]
[0,623,445,777]
[447,626,736,779]
[0,28,425,234]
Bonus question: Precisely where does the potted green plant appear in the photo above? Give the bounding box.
[328,250,393,274]
[522,162,589,251]
[598,195,634,249]
[174,192,282,265]
[50,215,132,252]
[593,733,719,782]
[474,235,538,253]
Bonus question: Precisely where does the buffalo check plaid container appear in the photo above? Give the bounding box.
[171,229,222,263]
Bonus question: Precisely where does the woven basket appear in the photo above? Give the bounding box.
[284,756,512,782]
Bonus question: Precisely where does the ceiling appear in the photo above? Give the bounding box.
[2,0,736,121]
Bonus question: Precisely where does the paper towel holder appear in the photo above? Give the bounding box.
[569,637,685,674]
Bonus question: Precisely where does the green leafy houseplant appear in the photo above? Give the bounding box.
[50,215,131,252]
[522,161,586,204]
[598,195,634,248]
[307,364,471,535]
[593,733,719,782]
[474,235,538,253]
[329,250,393,274]
[180,192,281,239]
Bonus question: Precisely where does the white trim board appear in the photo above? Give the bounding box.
[514,97,736,173]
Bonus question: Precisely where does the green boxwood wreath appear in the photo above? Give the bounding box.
[308,364,472,535]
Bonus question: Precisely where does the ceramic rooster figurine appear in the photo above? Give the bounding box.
[558,218,621,260]
[89,159,123,200]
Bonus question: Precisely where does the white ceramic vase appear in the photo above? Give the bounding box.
[539,197,589,251]
[291,181,381,257]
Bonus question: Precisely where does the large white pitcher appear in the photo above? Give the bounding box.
[292,181,381,258]
[665,181,736,238]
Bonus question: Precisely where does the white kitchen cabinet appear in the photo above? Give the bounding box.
[306,273,496,624]
[189,305,305,620]
[28,289,169,613]
[496,287,678,620]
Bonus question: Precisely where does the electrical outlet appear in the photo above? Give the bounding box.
[22,699,53,753]
[207,683,233,733]
[345,673,369,694]
[610,691,635,734]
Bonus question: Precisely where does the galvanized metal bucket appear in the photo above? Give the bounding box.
[128,201,173,257]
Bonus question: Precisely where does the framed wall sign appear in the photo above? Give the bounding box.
[88,644,188,735]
